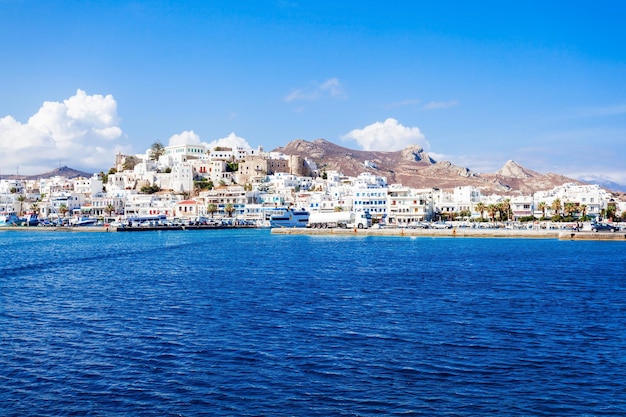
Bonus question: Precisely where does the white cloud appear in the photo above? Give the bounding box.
[422,100,459,110]
[284,77,347,102]
[165,131,253,152]
[341,118,429,152]
[168,130,202,147]
[0,89,126,174]
[204,132,253,151]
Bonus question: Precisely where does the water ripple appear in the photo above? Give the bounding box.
[1,231,626,415]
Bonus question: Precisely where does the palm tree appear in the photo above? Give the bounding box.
[475,202,486,220]
[30,202,39,214]
[563,201,577,218]
[606,201,617,221]
[105,204,115,217]
[16,195,27,216]
[487,204,498,222]
[580,204,587,220]
[499,199,511,221]
[538,201,547,219]
[551,198,562,217]
[224,203,235,218]
[59,204,69,218]
[207,203,217,218]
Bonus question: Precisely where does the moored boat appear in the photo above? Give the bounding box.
[0,213,25,226]
[269,207,310,228]
[71,217,100,227]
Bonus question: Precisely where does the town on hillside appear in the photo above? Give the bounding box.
[1,141,625,228]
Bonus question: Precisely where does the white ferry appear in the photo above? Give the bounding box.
[269,207,310,228]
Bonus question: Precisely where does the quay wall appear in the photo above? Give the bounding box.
[3,225,626,240]
[271,227,626,241]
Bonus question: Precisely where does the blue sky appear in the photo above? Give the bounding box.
[1,1,625,186]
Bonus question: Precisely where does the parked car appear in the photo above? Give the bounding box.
[431,221,453,229]
[408,221,429,229]
[591,222,619,232]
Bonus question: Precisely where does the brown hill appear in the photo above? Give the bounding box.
[0,166,93,180]
[274,139,585,195]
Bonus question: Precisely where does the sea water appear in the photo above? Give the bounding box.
[1,229,625,416]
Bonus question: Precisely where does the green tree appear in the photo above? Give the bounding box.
[207,203,218,218]
[538,201,547,219]
[551,198,562,217]
[487,204,498,222]
[224,203,235,218]
[149,141,165,161]
[16,194,27,216]
[105,204,116,216]
[498,199,511,221]
[59,204,69,218]
[606,201,617,221]
[459,209,472,219]
[475,202,486,220]
[140,184,161,194]
[123,156,138,171]
[563,201,577,218]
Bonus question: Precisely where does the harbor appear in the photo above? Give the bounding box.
[271,226,626,241]
[2,224,626,240]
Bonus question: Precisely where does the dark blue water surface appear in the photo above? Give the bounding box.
[1,229,626,416]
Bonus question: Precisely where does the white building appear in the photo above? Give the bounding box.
[387,185,434,225]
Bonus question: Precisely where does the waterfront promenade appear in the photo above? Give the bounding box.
[2,225,625,240]
[272,226,626,241]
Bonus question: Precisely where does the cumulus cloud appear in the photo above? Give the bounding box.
[168,130,202,147]
[422,100,459,110]
[284,77,347,102]
[0,89,126,174]
[164,131,254,152]
[341,118,429,152]
[204,132,253,151]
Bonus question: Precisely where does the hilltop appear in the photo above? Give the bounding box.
[0,141,609,196]
[0,166,92,180]
[274,139,586,195]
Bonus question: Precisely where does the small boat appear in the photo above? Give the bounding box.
[0,213,24,226]
[22,213,40,227]
[269,207,310,228]
[71,217,99,227]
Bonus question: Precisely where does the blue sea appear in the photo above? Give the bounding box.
[1,229,626,416]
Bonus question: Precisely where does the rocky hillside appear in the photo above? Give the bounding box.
[0,166,93,180]
[274,139,585,195]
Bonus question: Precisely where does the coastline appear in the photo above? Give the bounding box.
[271,227,626,241]
[2,225,626,240]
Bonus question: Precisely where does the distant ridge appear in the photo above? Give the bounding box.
[274,139,594,195]
[0,166,92,180]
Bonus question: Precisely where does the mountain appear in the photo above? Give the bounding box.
[0,166,93,180]
[274,139,588,195]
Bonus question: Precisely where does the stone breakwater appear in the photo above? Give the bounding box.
[272,227,626,241]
